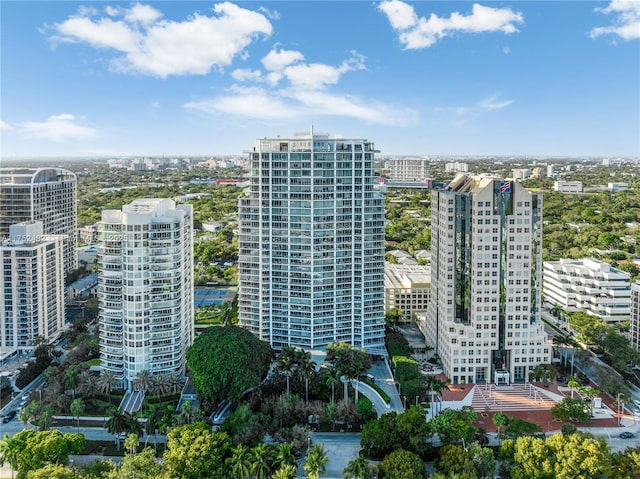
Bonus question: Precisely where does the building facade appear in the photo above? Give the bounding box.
[238,130,386,354]
[0,221,65,355]
[384,263,431,322]
[631,281,640,351]
[0,168,77,273]
[387,157,430,183]
[418,174,550,385]
[553,181,582,194]
[98,199,194,390]
[543,258,631,323]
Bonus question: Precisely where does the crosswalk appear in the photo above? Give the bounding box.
[471,383,558,412]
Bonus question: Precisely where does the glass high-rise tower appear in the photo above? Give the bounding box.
[0,168,77,274]
[419,174,550,385]
[238,129,386,354]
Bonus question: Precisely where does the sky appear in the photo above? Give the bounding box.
[1,0,639,159]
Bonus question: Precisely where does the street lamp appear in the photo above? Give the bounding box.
[617,393,624,426]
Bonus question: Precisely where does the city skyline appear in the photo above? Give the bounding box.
[1,1,639,159]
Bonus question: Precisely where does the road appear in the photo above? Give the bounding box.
[309,432,361,479]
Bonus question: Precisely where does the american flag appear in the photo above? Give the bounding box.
[499,181,510,193]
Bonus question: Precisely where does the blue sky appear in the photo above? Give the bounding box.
[1,1,638,158]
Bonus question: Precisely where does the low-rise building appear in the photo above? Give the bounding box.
[384,263,431,322]
[78,224,100,244]
[543,258,631,323]
[608,182,629,193]
[553,181,583,193]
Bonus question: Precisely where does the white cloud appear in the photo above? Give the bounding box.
[479,94,513,111]
[590,0,640,41]
[433,94,514,128]
[50,2,273,78]
[16,114,97,142]
[185,82,416,127]
[232,68,263,82]
[1,120,13,131]
[261,48,305,72]
[125,4,162,24]
[378,1,524,49]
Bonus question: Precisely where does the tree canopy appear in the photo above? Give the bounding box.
[186,325,273,405]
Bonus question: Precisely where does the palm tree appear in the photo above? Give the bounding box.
[96,370,117,406]
[276,345,298,394]
[64,368,78,399]
[303,443,328,479]
[325,369,340,405]
[227,444,252,479]
[343,455,374,479]
[272,464,297,479]
[296,350,317,405]
[0,433,20,479]
[76,370,97,399]
[133,369,154,394]
[493,412,508,444]
[17,407,31,430]
[105,407,133,450]
[166,371,184,394]
[151,373,170,397]
[428,376,449,416]
[142,405,162,450]
[273,442,296,470]
[124,433,139,455]
[70,398,85,433]
[567,375,580,399]
[251,443,273,479]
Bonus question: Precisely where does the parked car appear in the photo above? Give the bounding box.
[619,431,634,439]
[2,410,16,423]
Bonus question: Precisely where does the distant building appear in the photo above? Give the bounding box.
[98,199,194,390]
[511,169,531,180]
[0,167,77,273]
[531,167,545,179]
[385,263,431,322]
[0,221,66,355]
[238,129,386,354]
[387,157,430,183]
[201,221,225,232]
[543,258,631,323]
[67,273,99,300]
[419,174,550,385]
[631,281,640,351]
[445,162,469,173]
[553,181,583,194]
[78,224,100,245]
[546,165,555,177]
[387,250,418,266]
[608,182,629,193]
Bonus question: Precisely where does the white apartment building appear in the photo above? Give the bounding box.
[543,258,631,323]
[631,281,640,351]
[98,199,194,390]
[0,168,77,273]
[384,263,431,322]
[511,169,531,180]
[0,221,65,355]
[387,157,430,183]
[418,174,550,385]
[238,129,386,354]
[553,181,583,194]
[445,162,469,173]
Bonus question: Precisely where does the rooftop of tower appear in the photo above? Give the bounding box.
[0,167,76,185]
[445,173,505,193]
